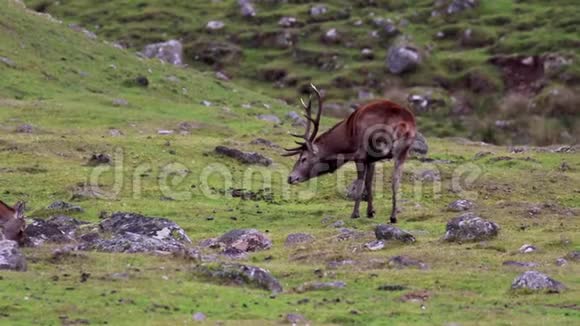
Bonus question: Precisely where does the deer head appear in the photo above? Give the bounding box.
[284,84,326,184]
[0,200,27,243]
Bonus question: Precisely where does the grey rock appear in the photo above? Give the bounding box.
[502,261,539,268]
[68,23,97,40]
[331,220,345,228]
[322,28,341,44]
[193,263,282,293]
[215,71,230,81]
[386,45,421,74]
[0,240,27,271]
[410,132,429,155]
[206,20,225,31]
[361,48,374,60]
[24,216,87,246]
[285,313,307,324]
[108,128,123,137]
[214,146,272,166]
[82,232,186,253]
[15,124,34,133]
[519,244,537,254]
[112,98,129,107]
[511,270,566,293]
[285,233,315,247]
[388,255,428,269]
[250,138,279,148]
[296,281,346,292]
[364,240,385,251]
[286,111,307,127]
[310,4,328,17]
[565,251,580,262]
[448,199,474,212]
[415,169,440,182]
[238,0,256,18]
[0,56,16,68]
[47,201,84,213]
[87,153,112,166]
[278,16,298,28]
[555,258,567,266]
[447,0,479,15]
[192,312,207,322]
[142,40,183,65]
[99,212,191,244]
[443,213,499,242]
[217,229,272,252]
[257,114,281,124]
[337,228,367,241]
[375,224,416,243]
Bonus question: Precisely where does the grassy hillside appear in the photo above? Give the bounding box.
[1,1,579,325]
[23,0,580,145]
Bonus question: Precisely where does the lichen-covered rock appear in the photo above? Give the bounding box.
[214,146,272,166]
[0,240,26,271]
[511,271,566,293]
[46,201,84,213]
[447,199,474,212]
[82,232,186,253]
[375,225,416,243]
[99,212,192,244]
[142,40,183,65]
[193,263,282,293]
[443,213,499,242]
[364,240,385,251]
[24,216,87,246]
[285,233,315,247]
[217,229,272,252]
[387,255,429,270]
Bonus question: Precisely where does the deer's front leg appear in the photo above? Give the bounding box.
[350,163,367,219]
[365,162,376,218]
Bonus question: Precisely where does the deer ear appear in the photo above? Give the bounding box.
[14,201,25,218]
[312,144,320,155]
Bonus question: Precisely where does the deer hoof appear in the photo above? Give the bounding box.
[367,210,376,218]
[351,212,360,219]
[390,216,398,224]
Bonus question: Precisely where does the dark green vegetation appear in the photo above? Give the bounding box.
[1,1,579,325]
[24,0,580,145]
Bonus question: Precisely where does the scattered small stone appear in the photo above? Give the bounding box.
[474,151,494,159]
[206,20,225,31]
[399,290,431,303]
[87,153,112,166]
[201,100,212,107]
[296,281,346,293]
[377,284,407,291]
[443,213,499,242]
[559,161,571,171]
[15,124,34,133]
[68,23,97,39]
[215,71,230,81]
[192,312,207,322]
[511,270,566,293]
[238,0,256,18]
[112,98,129,107]
[555,258,568,267]
[387,255,429,270]
[142,40,183,65]
[0,56,16,68]
[502,261,539,268]
[284,313,307,325]
[47,201,84,213]
[285,233,315,247]
[448,199,474,212]
[286,111,307,127]
[519,244,537,254]
[157,129,174,135]
[410,132,429,156]
[565,251,579,262]
[364,240,385,251]
[361,48,374,60]
[108,129,123,137]
[135,75,149,87]
[415,169,440,182]
[331,220,345,228]
[250,138,279,148]
[310,4,328,17]
[278,16,298,28]
[386,44,421,74]
[257,114,281,124]
[375,224,416,243]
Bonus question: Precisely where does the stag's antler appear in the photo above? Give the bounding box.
[283,84,323,156]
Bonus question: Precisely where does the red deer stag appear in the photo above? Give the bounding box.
[284,84,416,223]
[0,200,27,243]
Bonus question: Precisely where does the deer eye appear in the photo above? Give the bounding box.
[300,157,307,163]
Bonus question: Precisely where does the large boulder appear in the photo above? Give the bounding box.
[81,232,186,253]
[99,212,191,244]
[216,229,272,252]
[238,0,256,18]
[142,40,183,65]
[193,263,282,293]
[511,271,566,293]
[386,44,421,74]
[410,132,429,155]
[0,240,26,271]
[443,213,499,242]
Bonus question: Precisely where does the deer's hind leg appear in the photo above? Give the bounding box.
[350,163,367,219]
[365,162,376,218]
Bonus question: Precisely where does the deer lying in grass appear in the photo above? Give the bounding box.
[0,200,26,243]
[284,84,417,223]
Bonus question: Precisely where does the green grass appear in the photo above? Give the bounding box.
[1,1,579,325]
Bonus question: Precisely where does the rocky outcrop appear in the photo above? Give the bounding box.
[0,240,26,271]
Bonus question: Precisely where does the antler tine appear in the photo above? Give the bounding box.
[308,83,323,143]
[281,151,301,157]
